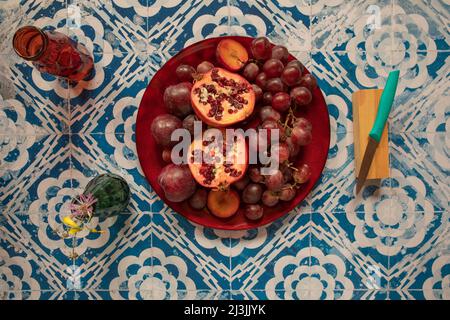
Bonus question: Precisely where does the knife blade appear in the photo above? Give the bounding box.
[356,70,399,194]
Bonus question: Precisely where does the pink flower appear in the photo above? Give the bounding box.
[70,193,97,221]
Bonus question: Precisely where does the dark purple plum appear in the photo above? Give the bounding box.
[151,114,182,147]
[176,64,195,82]
[182,114,199,136]
[164,82,193,117]
[158,164,196,202]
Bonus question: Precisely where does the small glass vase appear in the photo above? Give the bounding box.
[13,26,94,81]
[76,173,131,219]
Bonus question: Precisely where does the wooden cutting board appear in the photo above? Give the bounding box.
[352,89,390,179]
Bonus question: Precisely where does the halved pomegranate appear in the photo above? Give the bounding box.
[191,68,255,127]
[187,128,248,189]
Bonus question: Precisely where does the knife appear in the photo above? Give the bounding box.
[355,70,399,194]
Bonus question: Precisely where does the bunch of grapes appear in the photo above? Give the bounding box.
[233,37,316,220]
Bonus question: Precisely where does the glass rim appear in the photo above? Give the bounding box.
[12,26,48,61]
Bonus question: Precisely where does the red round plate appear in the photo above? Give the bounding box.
[136,36,330,230]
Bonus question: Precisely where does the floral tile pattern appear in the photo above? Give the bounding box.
[0,0,448,300]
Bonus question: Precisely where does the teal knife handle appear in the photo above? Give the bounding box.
[369,70,400,142]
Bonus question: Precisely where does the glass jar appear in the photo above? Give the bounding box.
[13,26,94,81]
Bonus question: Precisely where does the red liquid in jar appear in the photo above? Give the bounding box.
[13,26,94,81]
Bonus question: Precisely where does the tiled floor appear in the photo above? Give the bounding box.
[0,0,448,300]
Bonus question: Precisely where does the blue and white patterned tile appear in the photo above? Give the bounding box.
[74,213,152,293]
[311,212,389,293]
[228,0,311,51]
[70,52,150,134]
[390,133,449,213]
[390,51,449,133]
[389,289,449,300]
[0,54,70,134]
[151,206,231,292]
[0,0,68,54]
[0,211,73,292]
[148,0,229,54]
[70,133,152,213]
[39,289,230,300]
[149,290,231,301]
[0,244,51,296]
[1,134,72,216]
[231,289,388,300]
[312,0,393,52]
[0,2,71,130]
[336,290,388,300]
[309,131,391,213]
[67,0,147,53]
[0,290,59,300]
[392,0,449,52]
[311,50,394,134]
[230,212,311,299]
[387,210,448,293]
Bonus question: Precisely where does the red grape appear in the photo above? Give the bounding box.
[197,61,214,73]
[263,59,284,78]
[260,105,281,121]
[299,74,317,91]
[251,37,271,60]
[293,164,311,184]
[176,64,195,82]
[261,119,286,143]
[264,170,284,191]
[279,186,296,201]
[151,114,182,147]
[158,164,197,202]
[286,60,305,73]
[265,78,286,93]
[271,92,291,112]
[272,142,290,163]
[255,72,268,89]
[291,126,312,146]
[189,188,208,210]
[271,45,289,62]
[262,190,279,207]
[249,167,264,183]
[252,84,263,103]
[281,165,293,183]
[164,82,193,117]
[233,175,250,191]
[249,133,269,155]
[242,183,263,204]
[262,92,273,105]
[286,136,300,158]
[294,117,312,132]
[243,62,259,81]
[281,66,302,86]
[244,204,264,221]
[162,148,172,162]
[290,86,312,106]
